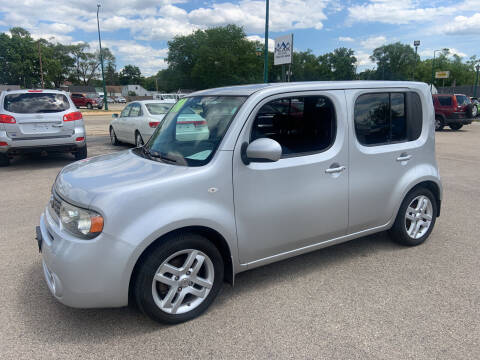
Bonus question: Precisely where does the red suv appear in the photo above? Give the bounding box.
[433,94,476,131]
[71,93,103,109]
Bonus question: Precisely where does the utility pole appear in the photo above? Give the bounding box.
[263,0,269,83]
[413,40,420,81]
[474,64,480,98]
[37,41,44,89]
[97,4,108,110]
[431,48,449,92]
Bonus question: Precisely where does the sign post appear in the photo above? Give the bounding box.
[274,34,293,82]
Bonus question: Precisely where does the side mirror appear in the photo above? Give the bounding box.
[112,113,118,118]
[242,138,282,165]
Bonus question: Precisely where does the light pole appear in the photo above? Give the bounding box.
[430,48,448,92]
[263,0,269,83]
[475,64,480,98]
[413,40,420,81]
[97,4,108,110]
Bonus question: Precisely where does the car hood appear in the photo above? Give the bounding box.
[55,150,190,207]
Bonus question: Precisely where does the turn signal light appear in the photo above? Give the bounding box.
[0,114,16,124]
[149,121,160,128]
[0,141,8,146]
[63,111,83,122]
[90,216,104,233]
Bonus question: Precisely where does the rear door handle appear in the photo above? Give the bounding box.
[325,165,346,174]
[396,154,412,162]
[52,123,63,127]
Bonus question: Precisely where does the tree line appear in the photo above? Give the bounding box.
[1,25,478,92]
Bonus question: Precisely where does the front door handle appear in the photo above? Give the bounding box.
[396,154,412,162]
[325,165,346,174]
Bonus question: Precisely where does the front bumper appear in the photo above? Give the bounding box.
[37,206,134,308]
[0,129,86,154]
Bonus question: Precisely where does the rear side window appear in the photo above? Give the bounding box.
[251,96,336,157]
[4,93,70,114]
[455,95,470,106]
[437,96,452,106]
[354,92,422,146]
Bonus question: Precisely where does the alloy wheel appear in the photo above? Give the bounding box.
[405,195,433,239]
[151,249,214,315]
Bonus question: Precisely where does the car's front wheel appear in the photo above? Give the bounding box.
[110,127,119,145]
[87,103,93,110]
[389,187,437,246]
[435,117,444,131]
[134,233,224,324]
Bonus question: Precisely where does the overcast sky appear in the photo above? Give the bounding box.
[0,0,478,75]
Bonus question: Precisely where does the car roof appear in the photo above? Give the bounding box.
[188,81,429,97]
[2,89,68,95]
[138,99,177,104]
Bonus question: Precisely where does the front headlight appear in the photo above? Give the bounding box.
[59,200,104,239]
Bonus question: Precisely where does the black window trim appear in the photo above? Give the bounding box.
[248,93,338,159]
[354,90,420,147]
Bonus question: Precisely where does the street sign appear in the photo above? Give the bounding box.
[435,71,450,79]
[274,34,293,65]
[414,40,420,46]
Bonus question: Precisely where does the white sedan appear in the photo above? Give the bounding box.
[109,100,176,147]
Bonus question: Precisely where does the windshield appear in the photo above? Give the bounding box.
[146,103,174,115]
[4,93,70,113]
[141,95,246,166]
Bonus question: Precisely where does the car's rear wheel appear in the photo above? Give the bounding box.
[110,127,119,145]
[134,233,224,324]
[435,117,444,131]
[466,104,476,118]
[389,187,437,246]
[87,103,93,110]
[135,132,144,147]
[74,145,87,160]
[449,123,463,131]
[0,153,10,167]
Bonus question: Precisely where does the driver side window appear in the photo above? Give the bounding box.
[120,105,131,117]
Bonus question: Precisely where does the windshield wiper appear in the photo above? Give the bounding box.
[143,148,178,164]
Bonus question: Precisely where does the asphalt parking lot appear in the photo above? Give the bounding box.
[1,118,479,359]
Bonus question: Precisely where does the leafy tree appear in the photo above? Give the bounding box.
[328,47,357,80]
[371,42,417,80]
[119,65,142,85]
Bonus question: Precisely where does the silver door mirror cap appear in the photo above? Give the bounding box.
[245,138,282,164]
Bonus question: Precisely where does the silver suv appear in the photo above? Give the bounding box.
[0,89,87,166]
[37,81,442,324]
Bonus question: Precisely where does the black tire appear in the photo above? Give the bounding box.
[97,105,103,110]
[389,187,437,246]
[466,104,476,119]
[135,131,144,147]
[110,127,119,146]
[435,116,444,131]
[74,145,87,160]
[449,123,463,131]
[87,103,93,109]
[134,232,224,324]
[0,153,10,167]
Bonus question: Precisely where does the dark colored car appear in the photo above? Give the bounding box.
[71,93,103,109]
[433,94,476,131]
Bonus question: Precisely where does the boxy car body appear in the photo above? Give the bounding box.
[37,81,442,322]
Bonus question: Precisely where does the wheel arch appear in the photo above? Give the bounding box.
[399,179,442,219]
[128,225,234,305]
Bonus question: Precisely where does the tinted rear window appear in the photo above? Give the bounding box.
[4,93,70,113]
[437,96,452,106]
[146,103,174,115]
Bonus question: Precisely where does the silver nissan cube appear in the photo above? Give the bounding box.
[37,81,442,324]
